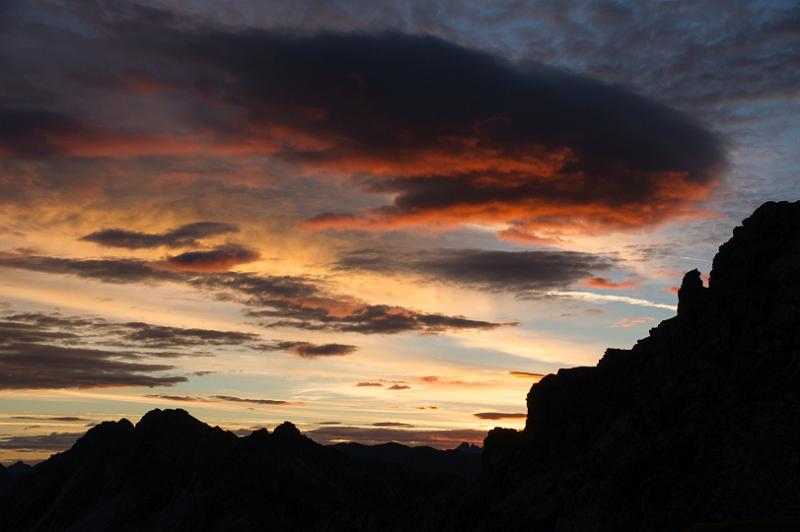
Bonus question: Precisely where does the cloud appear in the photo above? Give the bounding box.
[220,31,723,236]
[197,272,513,335]
[0,309,273,390]
[578,275,639,290]
[0,252,183,284]
[336,247,617,292]
[80,222,239,249]
[473,412,526,420]
[0,252,510,335]
[126,0,797,118]
[0,342,186,390]
[0,431,83,452]
[355,382,382,387]
[145,394,303,406]
[611,317,656,328]
[260,341,358,358]
[145,394,205,402]
[372,422,414,428]
[307,425,486,448]
[541,291,677,311]
[388,384,410,390]
[3,310,261,351]
[10,416,88,422]
[210,395,303,406]
[165,244,260,272]
[0,105,87,158]
[122,322,259,348]
[147,27,725,236]
[2,11,725,237]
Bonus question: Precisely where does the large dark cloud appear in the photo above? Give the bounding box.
[0,4,726,239]
[139,0,799,116]
[335,247,617,292]
[81,222,239,249]
[169,29,726,237]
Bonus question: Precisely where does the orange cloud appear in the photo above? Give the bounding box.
[578,275,640,290]
[611,317,656,328]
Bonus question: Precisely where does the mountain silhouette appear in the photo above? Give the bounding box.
[476,200,800,531]
[0,460,32,495]
[333,441,481,479]
[2,201,800,531]
[0,408,480,531]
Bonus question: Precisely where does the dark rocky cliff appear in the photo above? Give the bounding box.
[478,201,800,531]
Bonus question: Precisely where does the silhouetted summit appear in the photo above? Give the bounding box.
[2,202,800,531]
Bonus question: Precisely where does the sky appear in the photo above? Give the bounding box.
[0,0,798,463]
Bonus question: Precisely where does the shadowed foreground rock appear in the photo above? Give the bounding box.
[2,201,800,531]
[477,201,800,531]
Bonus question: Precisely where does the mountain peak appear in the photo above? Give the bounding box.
[454,442,482,454]
[272,421,301,440]
[135,408,203,432]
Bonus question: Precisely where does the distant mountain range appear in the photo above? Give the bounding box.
[2,201,800,531]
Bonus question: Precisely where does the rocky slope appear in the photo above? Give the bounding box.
[2,201,800,531]
[477,200,800,531]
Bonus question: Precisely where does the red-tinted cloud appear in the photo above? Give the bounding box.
[578,275,640,290]
[1,22,725,238]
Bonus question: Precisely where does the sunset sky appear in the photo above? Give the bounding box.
[1,0,798,462]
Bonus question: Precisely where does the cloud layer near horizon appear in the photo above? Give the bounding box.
[0,252,510,335]
[335,247,618,292]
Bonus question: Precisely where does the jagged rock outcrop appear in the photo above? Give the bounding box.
[478,201,800,531]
